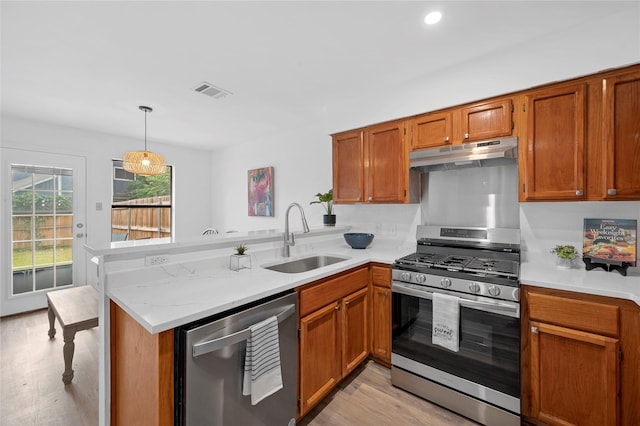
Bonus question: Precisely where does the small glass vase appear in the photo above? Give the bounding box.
[230,254,251,271]
[556,257,574,269]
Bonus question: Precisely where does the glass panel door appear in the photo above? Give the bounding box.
[1,148,86,316]
[11,165,74,294]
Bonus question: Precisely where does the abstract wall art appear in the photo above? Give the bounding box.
[248,167,273,217]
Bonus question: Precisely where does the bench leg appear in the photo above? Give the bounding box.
[62,327,76,385]
[47,303,56,339]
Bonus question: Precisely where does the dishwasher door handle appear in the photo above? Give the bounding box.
[192,303,296,358]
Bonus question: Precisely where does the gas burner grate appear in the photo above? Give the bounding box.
[434,255,473,271]
[465,258,519,278]
[395,253,447,267]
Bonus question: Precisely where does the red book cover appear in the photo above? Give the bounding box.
[583,219,637,267]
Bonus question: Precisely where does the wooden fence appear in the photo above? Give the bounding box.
[12,196,171,243]
[12,216,73,248]
[111,196,171,240]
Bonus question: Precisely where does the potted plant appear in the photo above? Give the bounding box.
[310,189,335,226]
[550,244,579,269]
[230,244,251,271]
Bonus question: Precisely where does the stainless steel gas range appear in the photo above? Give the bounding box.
[391,225,521,426]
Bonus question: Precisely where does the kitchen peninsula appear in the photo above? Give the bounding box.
[85,226,413,426]
[86,224,640,426]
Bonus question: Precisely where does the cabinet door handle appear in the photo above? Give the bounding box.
[384,291,388,296]
[531,326,539,334]
[335,305,341,311]
[368,196,372,201]
[575,189,584,196]
[357,196,361,201]
[345,301,350,307]
[607,188,617,195]
[443,136,449,143]
[464,133,469,139]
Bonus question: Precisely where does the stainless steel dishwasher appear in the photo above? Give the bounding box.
[174,291,297,426]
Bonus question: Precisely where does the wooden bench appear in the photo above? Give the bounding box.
[47,286,99,384]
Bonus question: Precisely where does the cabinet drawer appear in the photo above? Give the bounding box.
[298,267,369,317]
[370,264,391,288]
[527,292,619,336]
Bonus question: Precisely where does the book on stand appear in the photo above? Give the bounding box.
[583,218,637,276]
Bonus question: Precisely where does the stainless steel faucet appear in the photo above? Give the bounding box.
[283,202,310,257]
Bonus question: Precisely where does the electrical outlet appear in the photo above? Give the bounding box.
[145,255,169,266]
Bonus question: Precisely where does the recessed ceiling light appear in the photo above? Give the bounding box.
[424,11,442,25]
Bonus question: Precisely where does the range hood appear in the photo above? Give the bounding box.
[410,136,518,172]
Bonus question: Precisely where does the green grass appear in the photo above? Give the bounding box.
[12,246,72,270]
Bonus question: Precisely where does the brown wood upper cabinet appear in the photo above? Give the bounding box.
[410,98,514,151]
[332,129,364,203]
[333,63,640,203]
[601,69,640,200]
[411,111,452,149]
[521,84,587,201]
[460,98,513,142]
[333,120,414,204]
[365,121,408,203]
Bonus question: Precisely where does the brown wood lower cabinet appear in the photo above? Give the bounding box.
[299,301,341,415]
[370,263,391,364]
[528,321,619,426]
[108,263,388,424]
[297,266,370,417]
[110,301,174,426]
[521,285,640,426]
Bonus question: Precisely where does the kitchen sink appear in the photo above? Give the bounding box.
[262,255,350,274]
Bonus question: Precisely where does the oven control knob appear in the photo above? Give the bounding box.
[401,272,412,281]
[512,288,520,302]
[415,274,426,284]
[440,278,452,288]
[469,282,481,293]
[488,285,501,297]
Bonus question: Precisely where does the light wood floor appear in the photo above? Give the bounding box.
[299,360,478,426]
[1,309,477,426]
[0,308,98,425]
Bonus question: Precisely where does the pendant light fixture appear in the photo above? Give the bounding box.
[122,106,167,176]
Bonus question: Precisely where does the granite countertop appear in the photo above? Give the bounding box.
[105,237,413,334]
[521,261,640,305]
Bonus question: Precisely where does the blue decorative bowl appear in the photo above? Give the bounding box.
[344,233,374,249]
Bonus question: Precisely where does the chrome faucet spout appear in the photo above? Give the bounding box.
[283,202,310,257]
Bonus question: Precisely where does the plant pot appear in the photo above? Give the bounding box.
[556,257,574,269]
[323,214,336,226]
[229,254,251,271]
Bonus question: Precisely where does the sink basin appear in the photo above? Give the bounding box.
[262,255,350,274]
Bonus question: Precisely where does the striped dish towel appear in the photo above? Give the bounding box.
[242,316,283,405]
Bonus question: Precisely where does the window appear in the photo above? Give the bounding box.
[111,160,172,242]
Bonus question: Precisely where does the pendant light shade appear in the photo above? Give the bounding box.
[123,106,167,176]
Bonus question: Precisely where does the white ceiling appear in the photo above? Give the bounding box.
[2,1,638,151]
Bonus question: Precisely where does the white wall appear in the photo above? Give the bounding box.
[208,9,640,244]
[209,121,333,233]
[1,115,213,249]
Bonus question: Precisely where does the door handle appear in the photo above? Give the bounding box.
[192,304,295,357]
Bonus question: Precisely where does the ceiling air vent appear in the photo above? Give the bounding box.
[193,82,232,99]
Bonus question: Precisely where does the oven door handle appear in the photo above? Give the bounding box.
[458,298,520,317]
[392,281,520,318]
